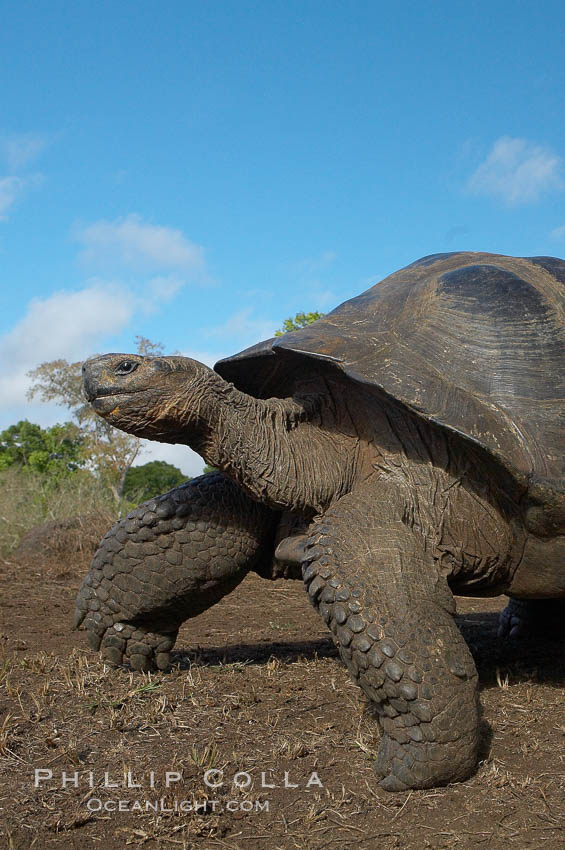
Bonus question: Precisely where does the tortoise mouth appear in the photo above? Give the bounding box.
[92,388,135,398]
[88,386,146,402]
[90,389,144,414]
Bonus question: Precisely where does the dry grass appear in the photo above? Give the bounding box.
[0,467,121,559]
[1,638,564,848]
[0,549,564,848]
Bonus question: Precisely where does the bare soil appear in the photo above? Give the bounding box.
[0,543,563,849]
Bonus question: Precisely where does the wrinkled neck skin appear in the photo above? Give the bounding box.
[148,365,359,515]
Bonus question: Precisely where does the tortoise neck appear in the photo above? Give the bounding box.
[190,370,354,513]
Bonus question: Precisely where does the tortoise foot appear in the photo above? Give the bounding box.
[374,724,477,791]
[374,734,430,792]
[74,570,179,671]
[498,598,564,640]
[77,605,177,672]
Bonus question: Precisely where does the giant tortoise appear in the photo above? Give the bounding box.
[76,251,565,791]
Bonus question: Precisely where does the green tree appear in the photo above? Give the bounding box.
[122,460,187,502]
[0,420,83,477]
[27,336,165,501]
[274,311,325,336]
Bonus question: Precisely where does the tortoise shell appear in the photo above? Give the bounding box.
[216,252,565,503]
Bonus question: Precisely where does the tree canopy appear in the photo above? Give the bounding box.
[274,311,325,336]
[0,420,83,476]
[122,460,186,502]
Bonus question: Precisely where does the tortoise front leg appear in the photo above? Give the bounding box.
[75,473,278,671]
[302,487,480,791]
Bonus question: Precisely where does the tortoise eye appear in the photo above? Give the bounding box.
[115,360,138,376]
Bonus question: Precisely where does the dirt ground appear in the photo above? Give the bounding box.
[0,541,564,850]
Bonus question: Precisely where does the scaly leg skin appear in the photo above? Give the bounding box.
[498,597,564,639]
[302,488,480,791]
[74,473,278,671]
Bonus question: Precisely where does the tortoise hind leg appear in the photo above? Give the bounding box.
[303,487,480,791]
[75,473,278,671]
[498,597,565,639]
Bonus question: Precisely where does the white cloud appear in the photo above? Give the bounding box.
[0,283,133,411]
[0,132,49,171]
[146,275,186,302]
[0,177,24,217]
[550,224,565,242]
[0,175,42,219]
[76,214,204,273]
[0,205,211,423]
[307,288,339,310]
[0,277,230,436]
[206,308,277,346]
[467,137,563,205]
[291,250,337,277]
[0,132,47,219]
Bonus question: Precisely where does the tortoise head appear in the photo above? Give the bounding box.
[82,353,213,442]
[83,351,359,513]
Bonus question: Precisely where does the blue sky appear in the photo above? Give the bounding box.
[1,1,564,475]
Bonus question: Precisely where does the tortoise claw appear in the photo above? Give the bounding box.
[79,610,176,671]
[73,606,86,630]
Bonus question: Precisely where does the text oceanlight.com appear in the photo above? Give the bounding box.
[86,798,270,813]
